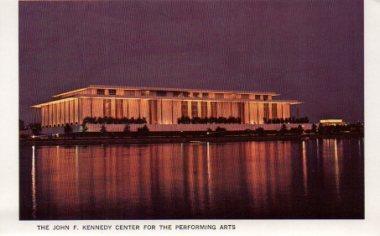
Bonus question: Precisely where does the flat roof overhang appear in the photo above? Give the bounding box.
[31,97,78,108]
[32,95,301,108]
[52,85,281,98]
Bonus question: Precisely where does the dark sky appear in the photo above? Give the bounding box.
[19,0,363,123]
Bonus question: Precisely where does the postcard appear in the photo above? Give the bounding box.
[1,0,379,235]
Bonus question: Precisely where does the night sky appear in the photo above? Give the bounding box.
[19,0,363,123]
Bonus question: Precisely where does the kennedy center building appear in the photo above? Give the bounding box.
[32,85,301,127]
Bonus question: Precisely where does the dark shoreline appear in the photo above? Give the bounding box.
[20,133,363,146]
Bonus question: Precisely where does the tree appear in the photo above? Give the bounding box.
[100,124,107,133]
[123,124,130,133]
[227,116,235,123]
[178,116,191,124]
[215,126,227,132]
[82,124,88,132]
[254,127,265,136]
[19,119,25,130]
[64,123,73,134]
[136,117,145,124]
[137,125,149,134]
[297,125,304,135]
[82,117,95,125]
[311,123,317,133]
[191,117,202,124]
[280,124,288,135]
[29,123,42,135]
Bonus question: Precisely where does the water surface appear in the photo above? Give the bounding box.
[20,138,364,219]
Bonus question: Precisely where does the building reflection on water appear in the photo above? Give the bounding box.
[20,139,363,219]
[322,139,344,201]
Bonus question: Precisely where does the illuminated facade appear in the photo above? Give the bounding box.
[32,85,301,127]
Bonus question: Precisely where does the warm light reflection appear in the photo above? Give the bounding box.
[32,143,296,218]
[31,146,37,219]
[243,141,293,215]
[302,141,308,196]
[316,139,320,160]
[206,142,213,205]
[75,146,79,198]
[322,139,343,200]
[24,139,361,219]
[334,140,341,200]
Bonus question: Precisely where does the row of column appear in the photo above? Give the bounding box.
[41,98,291,126]
[41,99,79,127]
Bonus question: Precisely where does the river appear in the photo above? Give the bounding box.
[19,138,364,219]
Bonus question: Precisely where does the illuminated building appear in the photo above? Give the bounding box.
[32,85,301,127]
[319,119,345,126]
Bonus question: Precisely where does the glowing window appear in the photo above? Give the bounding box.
[97,89,105,95]
[156,91,167,97]
[109,89,116,95]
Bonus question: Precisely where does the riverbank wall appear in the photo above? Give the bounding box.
[20,132,363,147]
[40,123,313,134]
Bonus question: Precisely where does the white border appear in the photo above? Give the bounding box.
[0,0,379,235]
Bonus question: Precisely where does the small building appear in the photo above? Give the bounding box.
[32,85,301,127]
[319,119,345,126]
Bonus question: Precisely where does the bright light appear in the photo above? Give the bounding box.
[320,119,344,123]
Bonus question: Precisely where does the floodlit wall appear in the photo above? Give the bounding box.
[39,97,294,127]
[40,98,80,127]
[36,85,297,127]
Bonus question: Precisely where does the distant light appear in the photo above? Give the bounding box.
[319,119,345,126]
[320,119,344,123]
